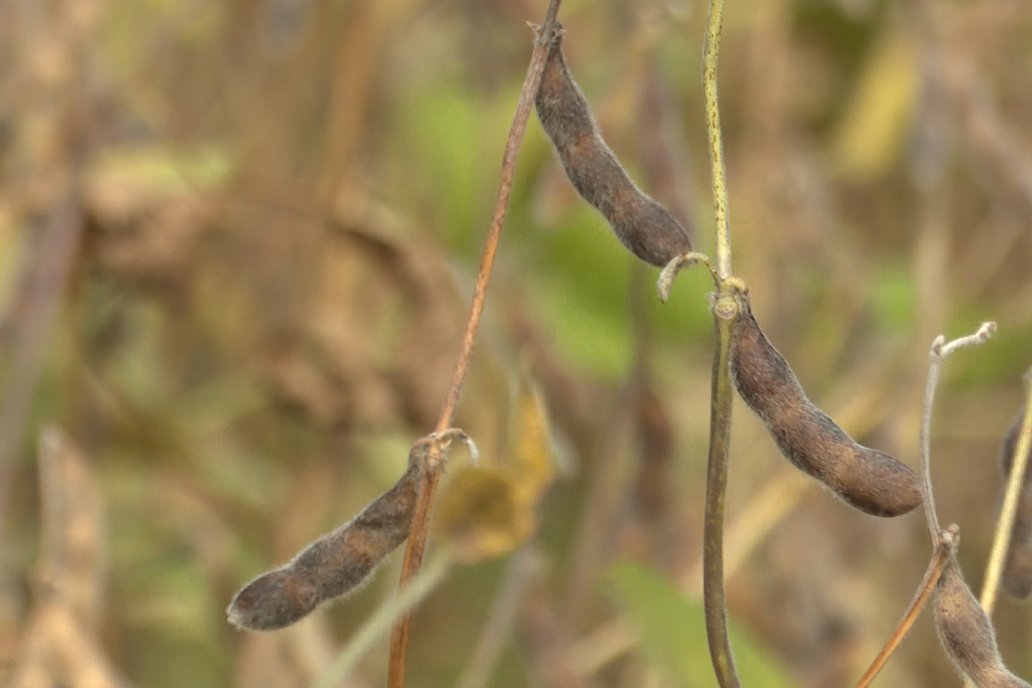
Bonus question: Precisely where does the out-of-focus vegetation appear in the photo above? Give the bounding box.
[1,0,1031,686]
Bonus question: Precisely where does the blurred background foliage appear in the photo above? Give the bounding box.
[1,0,1031,686]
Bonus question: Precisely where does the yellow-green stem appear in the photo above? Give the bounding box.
[701,0,739,685]
[979,374,1032,616]
[703,0,731,280]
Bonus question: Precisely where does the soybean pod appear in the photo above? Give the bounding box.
[729,290,922,517]
[934,555,1032,687]
[535,26,692,268]
[227,463,420,631]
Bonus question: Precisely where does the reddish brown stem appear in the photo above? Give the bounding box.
[386,3,563,686]
[853,526,958,688]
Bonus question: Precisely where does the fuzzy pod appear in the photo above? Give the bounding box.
[1000,407,1032,600]
[534,28,692,267]
[934,556,1032,687]
[227,463,420,631]
[730,294,922,517]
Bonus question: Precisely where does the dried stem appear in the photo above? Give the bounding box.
[919,322,997,542]
[920,338,947,540]
[316,550,452,688]
[656,251,716,302]
[386,2,562,685]
[978,369,1032,617]
[853,525,959,688]
[701,0,739,684]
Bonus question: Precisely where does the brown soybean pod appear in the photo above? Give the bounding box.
[934,555,1032,687]
[227,463,420,631]
[729,292,922,517]
[1000,407,1032,600]
[534,27,692,268]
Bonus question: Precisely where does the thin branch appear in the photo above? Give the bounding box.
[853,525,959,688]
[920,336,947,540]
[919,322,996,542]
[703,0,732,281]
[978,369,1032,617]
[386,3,562,685]
[315,550,452,688]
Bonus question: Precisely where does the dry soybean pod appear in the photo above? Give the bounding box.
[534,25,692,267]
[1000,406,1032,600]
[729,288,922,517]
[227,462,421,631]
[228,430,474,631]
[934,554,1032,687]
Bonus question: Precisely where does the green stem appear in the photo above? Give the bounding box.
[704,293,741,688]
[703,0,731,280]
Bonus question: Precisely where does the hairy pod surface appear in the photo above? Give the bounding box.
[1000,407,1032,600]
[227,464,420,631]
[729,293,921,517]
[934,556,1032,687]
[534,27,692,267]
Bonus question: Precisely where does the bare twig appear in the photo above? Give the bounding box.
[978,369,1032,617]
[853,525,959,688]
[917,322,995,688]
[316,550,452,688]
[386,3,563,685]
[919,322,996,541]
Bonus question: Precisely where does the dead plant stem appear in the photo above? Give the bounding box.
[920,343,947,541]
[318,551,452,688]
[920,324,996,543]
[386,3,562,685]
[853,526,958,688]
[978,371,1032,616]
